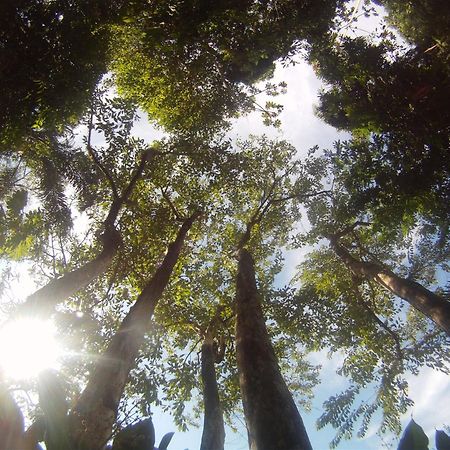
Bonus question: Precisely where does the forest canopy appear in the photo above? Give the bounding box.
[0,1,449,449]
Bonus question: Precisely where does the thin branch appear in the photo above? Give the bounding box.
[86,106,119,199]
[58,233,67,268]
[351,230,384,266]
[271,189,333,204]
[119,147,154,204]
[103,147,154,229]
[352,279,404,362]
[183,337,203,365]
[160,188,185,222]
[328,221,372,241]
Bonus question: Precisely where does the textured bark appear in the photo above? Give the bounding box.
[235,248,312,450]
[330,239,450,336]
[200,331,225,450]
[68,212,200,450]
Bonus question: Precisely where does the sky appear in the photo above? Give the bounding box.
[1,5,449,450]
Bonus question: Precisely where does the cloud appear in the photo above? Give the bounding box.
[403,366,450,432]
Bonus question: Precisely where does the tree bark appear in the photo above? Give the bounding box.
[330,238,450,336]
[200,330,225,450]
[68,211,201,450]
[18,150,154,316]
[235,248,312,450]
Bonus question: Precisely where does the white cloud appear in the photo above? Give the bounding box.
[404,367,450,432]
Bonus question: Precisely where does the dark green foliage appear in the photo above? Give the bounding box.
[112,418,155,450]
[397,419,428,450]
[373,0,450,52]
[310,33,450,228]
[437,430,450,450]
[0,0,125,147]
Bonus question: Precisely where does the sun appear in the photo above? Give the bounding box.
[0,318,62,380]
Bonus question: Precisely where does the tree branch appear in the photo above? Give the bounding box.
[86,106,119,199]
[328,221,372,241]
[160,188,185,222]
[351,279,404,362]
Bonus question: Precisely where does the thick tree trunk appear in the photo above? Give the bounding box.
[330,239,450,336]
[68,212,200,450]
[200,330,225,450]
[235,248,312,450]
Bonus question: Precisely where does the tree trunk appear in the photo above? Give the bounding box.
[18,149,154,317]
[200,330,225,450]
[330,239,450,336]
[68,212,200,450]
[235,248,312,450]
[21,228,120,316]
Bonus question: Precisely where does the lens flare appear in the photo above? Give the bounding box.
[0,318,62,380]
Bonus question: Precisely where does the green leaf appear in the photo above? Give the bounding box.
[6,190,28,215]
[436,430,450,450]
[157,431,174,450]
[398,419,429,450]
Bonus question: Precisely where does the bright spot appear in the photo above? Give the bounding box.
[0,319,62,380]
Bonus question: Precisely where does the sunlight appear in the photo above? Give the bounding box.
[0,318,62,380]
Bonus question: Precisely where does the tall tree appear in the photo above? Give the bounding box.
[68,210,201,449]
[7,96,155,316]
[225,138,316,449]
[235,247,313,450]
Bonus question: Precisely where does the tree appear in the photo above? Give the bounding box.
[235,248,312,450]
[271,244,449,447]
[68,210,201,449]
[110,0,343,136]
[0,0,126,147]
[225,138,317,449]
[278,150,450,446]
[2,95,155,317]
[199,324,226,450]
[309,34,450,226]
[328,227,450,335]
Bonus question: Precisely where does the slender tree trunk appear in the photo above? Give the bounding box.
[330,239,450,336]
[68,211,200,450]
[18,150,154,316]
[200,330,225,450]
[235,248,312,450]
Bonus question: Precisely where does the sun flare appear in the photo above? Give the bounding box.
[0,318,62,380]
